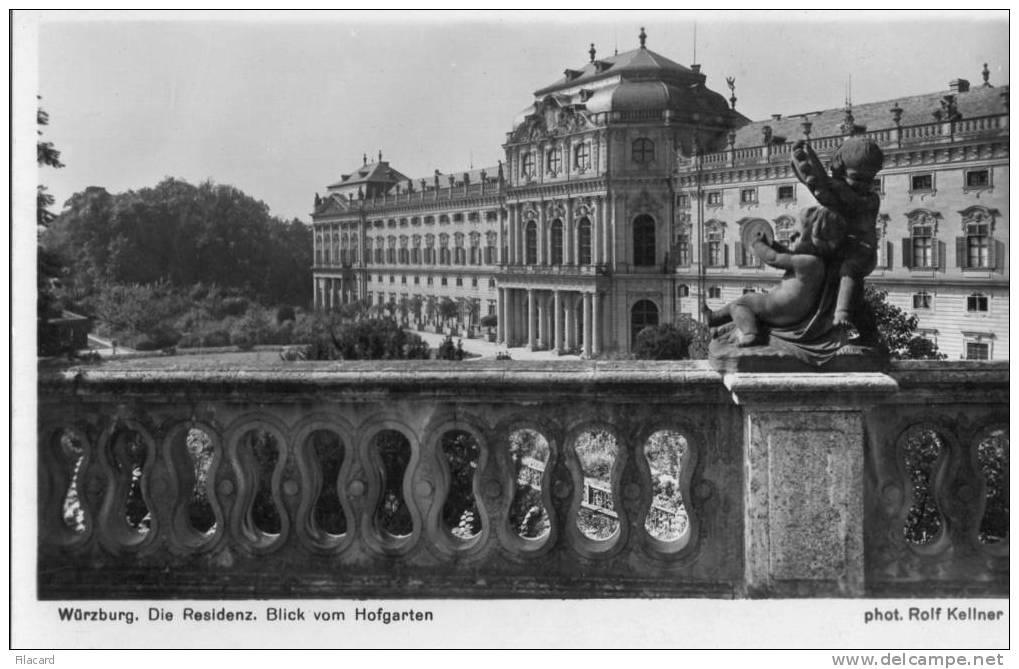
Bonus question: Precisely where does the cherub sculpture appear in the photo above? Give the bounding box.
[703,206,846,347]
[791,136,884,340]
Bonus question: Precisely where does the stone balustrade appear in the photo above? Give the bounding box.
[37,360,1007,599]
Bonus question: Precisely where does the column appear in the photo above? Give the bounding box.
[725,373,898,597]
[314,277,322,310]
[537,203,546,265]
[509,205,517,265]
[327,278,335,310]
[567,295,578,350]
[497,288,506,344]
[582,292,592,358]
[565,200,574,265]
[608,193,617,269]
[553,290,563,354]
[536,293,547,349]
[592,201,601,268]
[591,291,601,356]
[599,196,610,265]
[527,289,536,350]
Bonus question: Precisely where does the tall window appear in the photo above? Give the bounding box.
[485,233,497,264]
[550,219,564,265]
[633,215,656,266]
[547,147,562,175]
[574,143,591,171]
[912,291,932,309]
[521,153,535,178]
[440,237,451,265]
[706,226,726,267]
[387,238,396,265]
[675,232,690,266]
[525,221,538,265]
[965,342,990,360]
[630,300,659,347]
[706,191,722,206]
[375,238,384,264]
[577,218,592,265]
[412,237,421,264]
[910,223,934,268]
[632,137,655,164]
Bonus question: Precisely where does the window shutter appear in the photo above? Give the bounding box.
[956,237,967,269]
[901,238,912,269]
[735,242,744,266]
[935,240,945,270]
[988,237,998,270]
[994,239,1004,272]
[724,244,730,267]
[702,242,710,267]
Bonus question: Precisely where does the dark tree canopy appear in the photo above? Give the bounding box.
[43,178,312,306]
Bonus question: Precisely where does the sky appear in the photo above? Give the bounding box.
[28,10,1009,223]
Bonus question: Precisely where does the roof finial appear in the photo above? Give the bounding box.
[726,76,737,110]
[982,62,992,87]
[589,43,596,63]
[639,26,647,49]
[378,149,383,162]
[363,153,367,166]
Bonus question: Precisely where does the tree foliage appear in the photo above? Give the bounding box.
[42,178,312,306]
[864,287,946,360]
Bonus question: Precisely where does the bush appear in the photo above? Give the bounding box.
[219,297,249,318]
[177,332,202,349]
[436,335,466,361]
[276,305,296,323]
[633,324,691,360]
[130,324,181,351]
[232,333,254,350]
[201,330,231,348]
[331,318,432,360]
[479,314,498,328]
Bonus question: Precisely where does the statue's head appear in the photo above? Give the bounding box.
[831,137,884,190]
[794,206,847,257]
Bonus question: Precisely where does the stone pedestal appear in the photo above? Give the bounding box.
[725,372,898,597]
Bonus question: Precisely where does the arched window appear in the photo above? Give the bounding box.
[632,137,655,164]
[521,153,535,178]
[631,300,659,346]
[547,147,562,175]
[550,219,564,265]
[577,217,592,265]
[574,143,591,171]
[633,215,656,266]
[525,221,538,265]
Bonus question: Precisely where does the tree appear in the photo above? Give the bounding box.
[633,317,710,360]
[865,287,946,360]
[37,100,67,354]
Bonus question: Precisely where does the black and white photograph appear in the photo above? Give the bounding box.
[12,9,1010,659]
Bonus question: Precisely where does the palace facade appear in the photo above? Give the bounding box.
[312,31,1009,359]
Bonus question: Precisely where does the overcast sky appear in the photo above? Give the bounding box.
[32,10,1008,222]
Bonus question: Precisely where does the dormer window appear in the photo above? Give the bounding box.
[632,138,655,164]
[564,68,582,80]
[521,152,535,178]
[547,147,562,175]
[574,143,591,171]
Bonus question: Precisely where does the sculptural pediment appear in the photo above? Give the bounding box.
[959,205,999,229]
[510,97,598,143]
[628,189,663,218]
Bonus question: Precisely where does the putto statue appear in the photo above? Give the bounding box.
[707,136,886,370]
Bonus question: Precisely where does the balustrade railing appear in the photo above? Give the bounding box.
[37,360,1007,599]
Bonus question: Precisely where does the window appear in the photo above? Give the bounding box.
[630,300,659,347]
[872,177,883,195]
[906,223,935,269]
[632,137,655,164]
[910,173,934,193]
[550,220,564,265]
[389,275,395,284]
[456,276,463,287]
[401,275,407,285]
[705,225,727,267]
[525,221,538,265]
[777,185,795,202]
[377,274,383,283]
[427,276,434,286]
[912,291,932,309]
[965,169,989,189]
[706,191,722,206]
[547,147,562,174]
[740,188,758,204]
[774,216,796,246]
[575,143,591,171]
[677,284,690,298]
[967,293,988,312]
[441,276,448,287]
[414,276,420,285]
[708,286,722,299]
[958,217,995,270]
[742,287,757,295]
[677,194,691,209]
[471,277,478,288]
[633,215,656,266]
[521,153,535,178]
[577,218,592,265]
[675,233,690,266]
[966,342,990,360]
[367,274,372,283]
[488,278,496,289]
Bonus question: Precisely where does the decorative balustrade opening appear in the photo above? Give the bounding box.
[241,429,283,537]
[441,430,482,540]
[310,429,346,536]
[901,427,945,546]
[373,429,414,539]
[57,429,86,535]
[643,430,689,545]
[508,428,551,541]
[574,429,619,541]
[108,427,152,538]
[182,427,216,534]
[975,428,1008,545]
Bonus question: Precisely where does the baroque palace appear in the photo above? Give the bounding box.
[311,29,1008,359]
